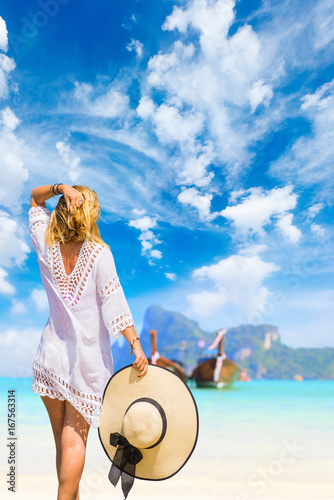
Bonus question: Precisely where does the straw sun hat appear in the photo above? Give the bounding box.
[98,364,199,498]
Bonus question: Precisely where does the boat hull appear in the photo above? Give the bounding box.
[192,357,241,388]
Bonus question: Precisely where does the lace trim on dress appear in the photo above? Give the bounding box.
[50,240,104,308]
[105,311,134,338]
[98,276,121,298]
[32,363,102,428]
[29,206,51,232]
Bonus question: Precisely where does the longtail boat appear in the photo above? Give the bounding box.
[192,329,241,388]
[149,330,188,383]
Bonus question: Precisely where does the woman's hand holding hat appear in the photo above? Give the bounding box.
[132,346,148,377]
[121,326,148,377]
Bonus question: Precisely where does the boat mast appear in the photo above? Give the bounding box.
[149,329,159,364]
[218,333,225,357]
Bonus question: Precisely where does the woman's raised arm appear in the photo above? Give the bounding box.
[30,184,83,210]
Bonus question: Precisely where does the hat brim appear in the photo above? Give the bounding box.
[98,364,199,481]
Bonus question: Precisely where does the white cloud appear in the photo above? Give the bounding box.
[163,0,235,47]
[141,240,152,252]
[276,213,302,244]
[0,106,20,130]
[0,108,29,212]
[0,16,8,52]
[0,267,15,295]
[187,289,228,318]
[305,203,325,220]
[72,123,163,164]
[122,14,137,31]
[56,140,81,182]
[273,289,334,348]
[132,208,146,217]
[129,215,157,232]
[139,230,155,241]
[165,272,177,281]
[178,187,216,221]
[137,96,156,119]
[126,39,144,58]
[152,103,204,145]
[310,223,326,238]
[129,213,162,261]
[239,244,268,256]
[248,79,273,112]
[71,82,130,119]
[312,0,334,51]
[176,144,215,188]
[150,249,162,259]
[137,92,215,191]
[187,248,280,324]
[301,80,334,111]
[90,89,130,118]
[0,211,30,268]
[10,299,27,315]
[270,79,334,198]
[220,186,299,238]
[31,288,48,312]
[0,53,15,100]
[73,81,93,101]
[0,327,42,377]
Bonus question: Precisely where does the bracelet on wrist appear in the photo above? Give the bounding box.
[130,336,140,355]
[55,183,64,195]
[51,183,64,196]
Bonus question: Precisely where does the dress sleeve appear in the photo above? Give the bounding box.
[95,246,135,339]
[28,206,52,256]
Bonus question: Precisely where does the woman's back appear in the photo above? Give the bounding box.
[29,205,134,427]
[58,240,85,276]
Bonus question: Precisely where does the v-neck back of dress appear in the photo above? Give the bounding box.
[57,240,86,277]
[51,239,104,308]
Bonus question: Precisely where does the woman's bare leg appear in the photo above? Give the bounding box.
[41,395,66,480]
[57,400,90,500]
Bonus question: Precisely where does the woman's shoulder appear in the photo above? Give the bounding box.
[28,206,52,233]
[89,241,116,276]
[86,239,110,251]
[86,240,112,262]
[28,205,52,218]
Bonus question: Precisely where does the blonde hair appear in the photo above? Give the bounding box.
[45,185,108,247]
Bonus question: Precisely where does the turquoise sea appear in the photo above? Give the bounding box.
[0,377,333,499]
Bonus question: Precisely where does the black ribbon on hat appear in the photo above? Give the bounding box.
[108,432,143,499]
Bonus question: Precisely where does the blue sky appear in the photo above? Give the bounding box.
[0,0,333,376]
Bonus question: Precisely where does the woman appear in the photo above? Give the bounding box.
[29,183,148,500]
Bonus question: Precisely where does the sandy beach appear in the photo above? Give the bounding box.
[2,432,334,500]
[1,418,334,499]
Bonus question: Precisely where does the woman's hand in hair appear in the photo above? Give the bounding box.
[61,185,84,211]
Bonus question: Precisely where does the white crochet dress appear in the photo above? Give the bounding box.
[29,206,134,428]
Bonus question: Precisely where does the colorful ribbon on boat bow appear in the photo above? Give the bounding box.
[108,432,143,499]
